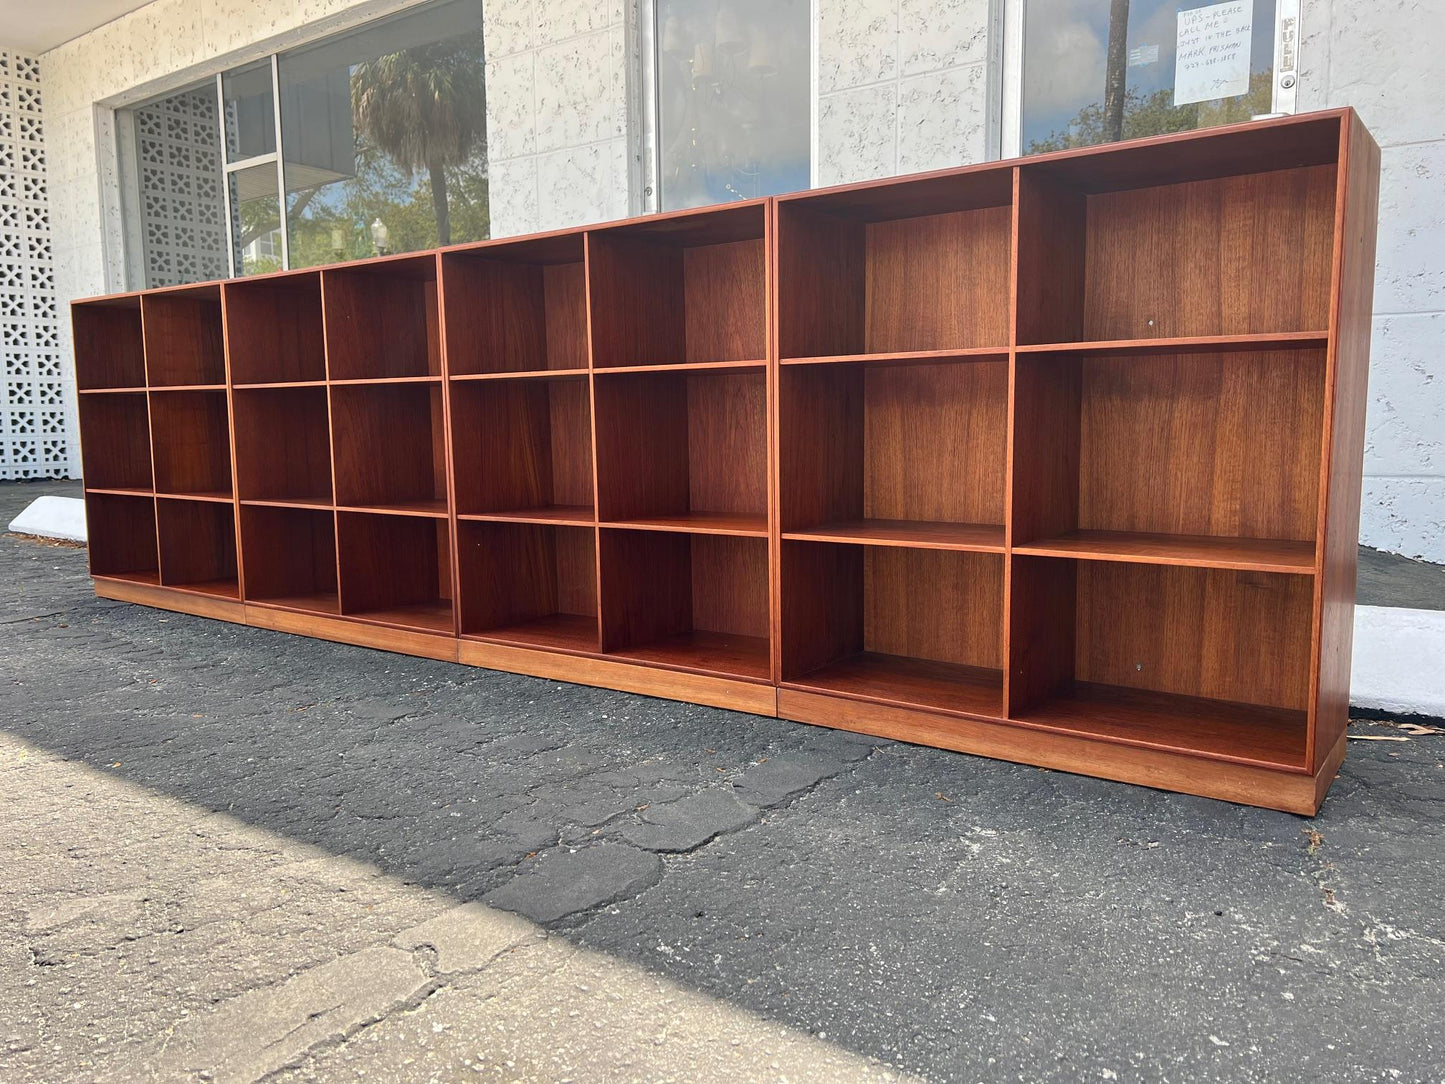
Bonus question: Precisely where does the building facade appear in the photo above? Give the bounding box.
[0,0,1441,561]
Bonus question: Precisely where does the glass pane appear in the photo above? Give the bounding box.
[229,162,283,276]
[278,0,489,268]
[222,60,277,162]
[124,85,229,288]
[1022,0,1276,154]
[656,0,810,210]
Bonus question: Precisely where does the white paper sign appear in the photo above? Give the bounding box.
[1174,0,1253,106]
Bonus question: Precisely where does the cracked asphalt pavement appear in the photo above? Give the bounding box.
[2,482,1444,1082]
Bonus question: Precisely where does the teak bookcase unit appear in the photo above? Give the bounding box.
[73,110,1380,814]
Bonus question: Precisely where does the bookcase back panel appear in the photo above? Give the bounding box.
[686,371,768,516]
[864,207,1012,352]
[864,548,1003,669]
[683,239,767,364]
[224,277,326,384]
[1075,562,1313,711]
[863,360,1007,526]
[1083,165,1336,340]
[1078,350,1325,541]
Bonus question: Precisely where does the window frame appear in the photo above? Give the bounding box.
[1000,0,1300,159]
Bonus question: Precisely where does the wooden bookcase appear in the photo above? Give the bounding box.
[73,111,1379,813]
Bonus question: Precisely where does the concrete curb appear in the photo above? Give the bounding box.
[1351,605,1445,718]
[7,495,85,543]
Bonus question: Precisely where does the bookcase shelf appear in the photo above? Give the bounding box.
[322,255,441,380]
[458,521,598,653]
[450,372,593,521]
[141,285,225,386]
[239,504,338,614]
[157,496,239,598]
[600,529,770,680]
[780,356,1006,548]
[330,382,448,515]
[442,233,587,374]
[588,203,767,369]
[73,111,1379,814]
[595,367,767,532]
[337,511,453,634]
[224,272,326,384]
[148,388,232,499]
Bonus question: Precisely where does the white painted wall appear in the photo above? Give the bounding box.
[16,0,1445,563]
[815,0,996,185]
[1297,0,1445,562]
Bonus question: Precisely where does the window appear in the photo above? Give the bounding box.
[654,0,810,210]
[118,0,488,288]
[1021,0,1282,154]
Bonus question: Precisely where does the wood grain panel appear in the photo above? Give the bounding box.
[232,386,332,502]
[778,365,863,531]
[776,205,864,360]
[85,493,158,578]
[593,372,689,520]
[1077,351,1325,541]
[692,534,769,639]
[1014,168,1087,345]
[779,539,864,679]
[1075,562,1313,710]
[238,504,337,607]
[587,236,685,368]
[1083,165,1336,340]
[597,528,692,651]
[1005,556,1078,715]
[337,512,452,622]
[73,301,145,389]
[78,393,153,490]
[686,371,767,516]
[683,239,766,363]
[323,264,441,379]
[330,383,447,508]
[157,498,237,590]
[865,206,1011,352]
[1312,112,1381,770]
[149,390,232,496]
[1010,355,1081,545]
[142,293,225,386]
[224,275,326,384]
[451,376,592,514]
[864,548,1003,669]
[441,255,587,374]
[863,360,1007,526]
[456,521,597,637]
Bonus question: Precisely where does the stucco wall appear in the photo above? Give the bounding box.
[1298,0,1445,561]
[815,0,995,186]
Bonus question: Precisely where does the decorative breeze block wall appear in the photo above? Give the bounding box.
[0,49,65,481]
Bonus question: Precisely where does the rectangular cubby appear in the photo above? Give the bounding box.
[588,203,766,368]
[442,234,587,374]
[457,521,598,653]
[600,530,769,680]
[450,374,592,521]
[239,504,338,614]
[777,169,1012,360]
[781,541,1003,718]
[322,256,440,380]
[594,368,766,533]
[1015,130,1339,345]
[156,497,239,597]
[780,358,1006,549]
[232,386,333,506]
[330,382,447,515]
[85,493,158,582]
[337,511,453,634]
[73,297,145,390]
[78,392,152,492]
[148,389,232,499]
[141,286,225,386]
[1007,556,1312,769]
[1011,349,1325,572]
[224,272,327,384]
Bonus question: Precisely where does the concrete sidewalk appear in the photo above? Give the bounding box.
[2,482,1444,1081]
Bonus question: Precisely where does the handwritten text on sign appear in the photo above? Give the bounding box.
[1174,0,1253,106]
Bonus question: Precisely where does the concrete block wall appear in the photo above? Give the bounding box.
[815,0,994,186]
[1299,0,1445,561]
